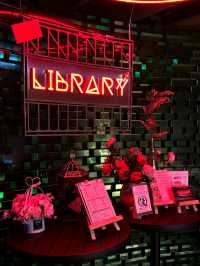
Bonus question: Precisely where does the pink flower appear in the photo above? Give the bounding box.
[105,136,116,148]
[6,192,54,222]
[117,169,129,181]
[155,148,162,156]
[128,146,138,155]
[130,171,142,182]
[102,163,112,176]
[115,159,129,170]
[136,152,147,166]
[167,151,175,163]
[142,164,154,178]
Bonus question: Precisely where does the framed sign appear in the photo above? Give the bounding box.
[131,183,152,219]
[151,170,175,207]
[167,170,188,187]
[76,179,123,240]
[26,55,130,106]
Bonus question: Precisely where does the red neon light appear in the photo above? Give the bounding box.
[31,68,45,90]
[11,20,42,44]
[30,68,129,97]
[55,71,68,92]
[101,77,114,96]
[84,75,100,95]
[71,73,84,94]
[115,0,187,3]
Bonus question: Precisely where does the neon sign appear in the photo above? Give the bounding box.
[27,55,130,106]
[31,68,128,96]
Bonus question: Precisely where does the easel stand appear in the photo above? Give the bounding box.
[77,179,123,240]
[176,199,200,214]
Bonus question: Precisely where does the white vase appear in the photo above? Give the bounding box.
[24,217,45,234]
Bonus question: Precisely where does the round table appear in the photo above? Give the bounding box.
[130,207,200,266]
[6,218,130,265]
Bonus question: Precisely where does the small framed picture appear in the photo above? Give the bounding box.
[131,183,153,219]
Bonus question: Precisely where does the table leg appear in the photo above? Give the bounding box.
[150,232,160,266]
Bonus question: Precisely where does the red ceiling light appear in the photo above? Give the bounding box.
[115,0,187,3]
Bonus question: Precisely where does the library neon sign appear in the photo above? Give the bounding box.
[31,68,128,96]
[27,55,130,106]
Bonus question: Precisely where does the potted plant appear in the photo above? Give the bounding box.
[3,176,55,234]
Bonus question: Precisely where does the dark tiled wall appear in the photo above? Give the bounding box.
[0,17,200,265]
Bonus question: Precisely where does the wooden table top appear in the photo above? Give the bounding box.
[6,218,130,263]
[130,207,200,233]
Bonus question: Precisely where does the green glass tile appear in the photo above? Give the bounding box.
[112,191,120,197]
[0,51,4,59]
[94,149,109,156]
[100,17,110,24]
[148,58,153,63]
[74,143,82,149]
[172,58,178,65]
[9,54,21,62]
[96,25,110,31]
[141,64,147,71]
[32,188,37,195]
[87,15,96,20]
[40,161,47,169]
[134,71,141,79]
[87,157,96,164]
[0,192,4,199]
[94,164,102,171]
[0,173,5,181]
[115,184,122,189]
[32,153,39,160]
[76,150,89,157]
[41,177,48,184]
[10,181,16,189]
[88,142,96,149]
[32,136,39,144]
[89,172,97,178]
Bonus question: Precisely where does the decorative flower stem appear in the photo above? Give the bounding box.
[151,137,156,170]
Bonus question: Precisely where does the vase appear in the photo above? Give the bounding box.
[24,217,45,234]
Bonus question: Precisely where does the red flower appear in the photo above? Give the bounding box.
[102,163,112,176]
[115,159,129,170]
[130,171,142,182]
[105,136,116,148]
[152,131,168,139]
[128,146,138,155]
[136,152,147,166]
[142,164,154,178]
[117,169,130,181]
[158,90,174,97]
[167,151,175,163]
[140,117,157,131]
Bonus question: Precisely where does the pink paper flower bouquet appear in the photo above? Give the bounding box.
[4,177,55,222]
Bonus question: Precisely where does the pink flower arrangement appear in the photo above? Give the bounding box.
[102,136,154,183]
[3,177,55,222]
[102,136,176,184]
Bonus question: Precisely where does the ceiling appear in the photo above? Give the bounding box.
[0,0,200,28]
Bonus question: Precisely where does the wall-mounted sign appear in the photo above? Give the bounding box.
[26,55,131,106]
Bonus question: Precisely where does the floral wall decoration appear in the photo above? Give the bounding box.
[139,88,175,169]
[102,88,176,185]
